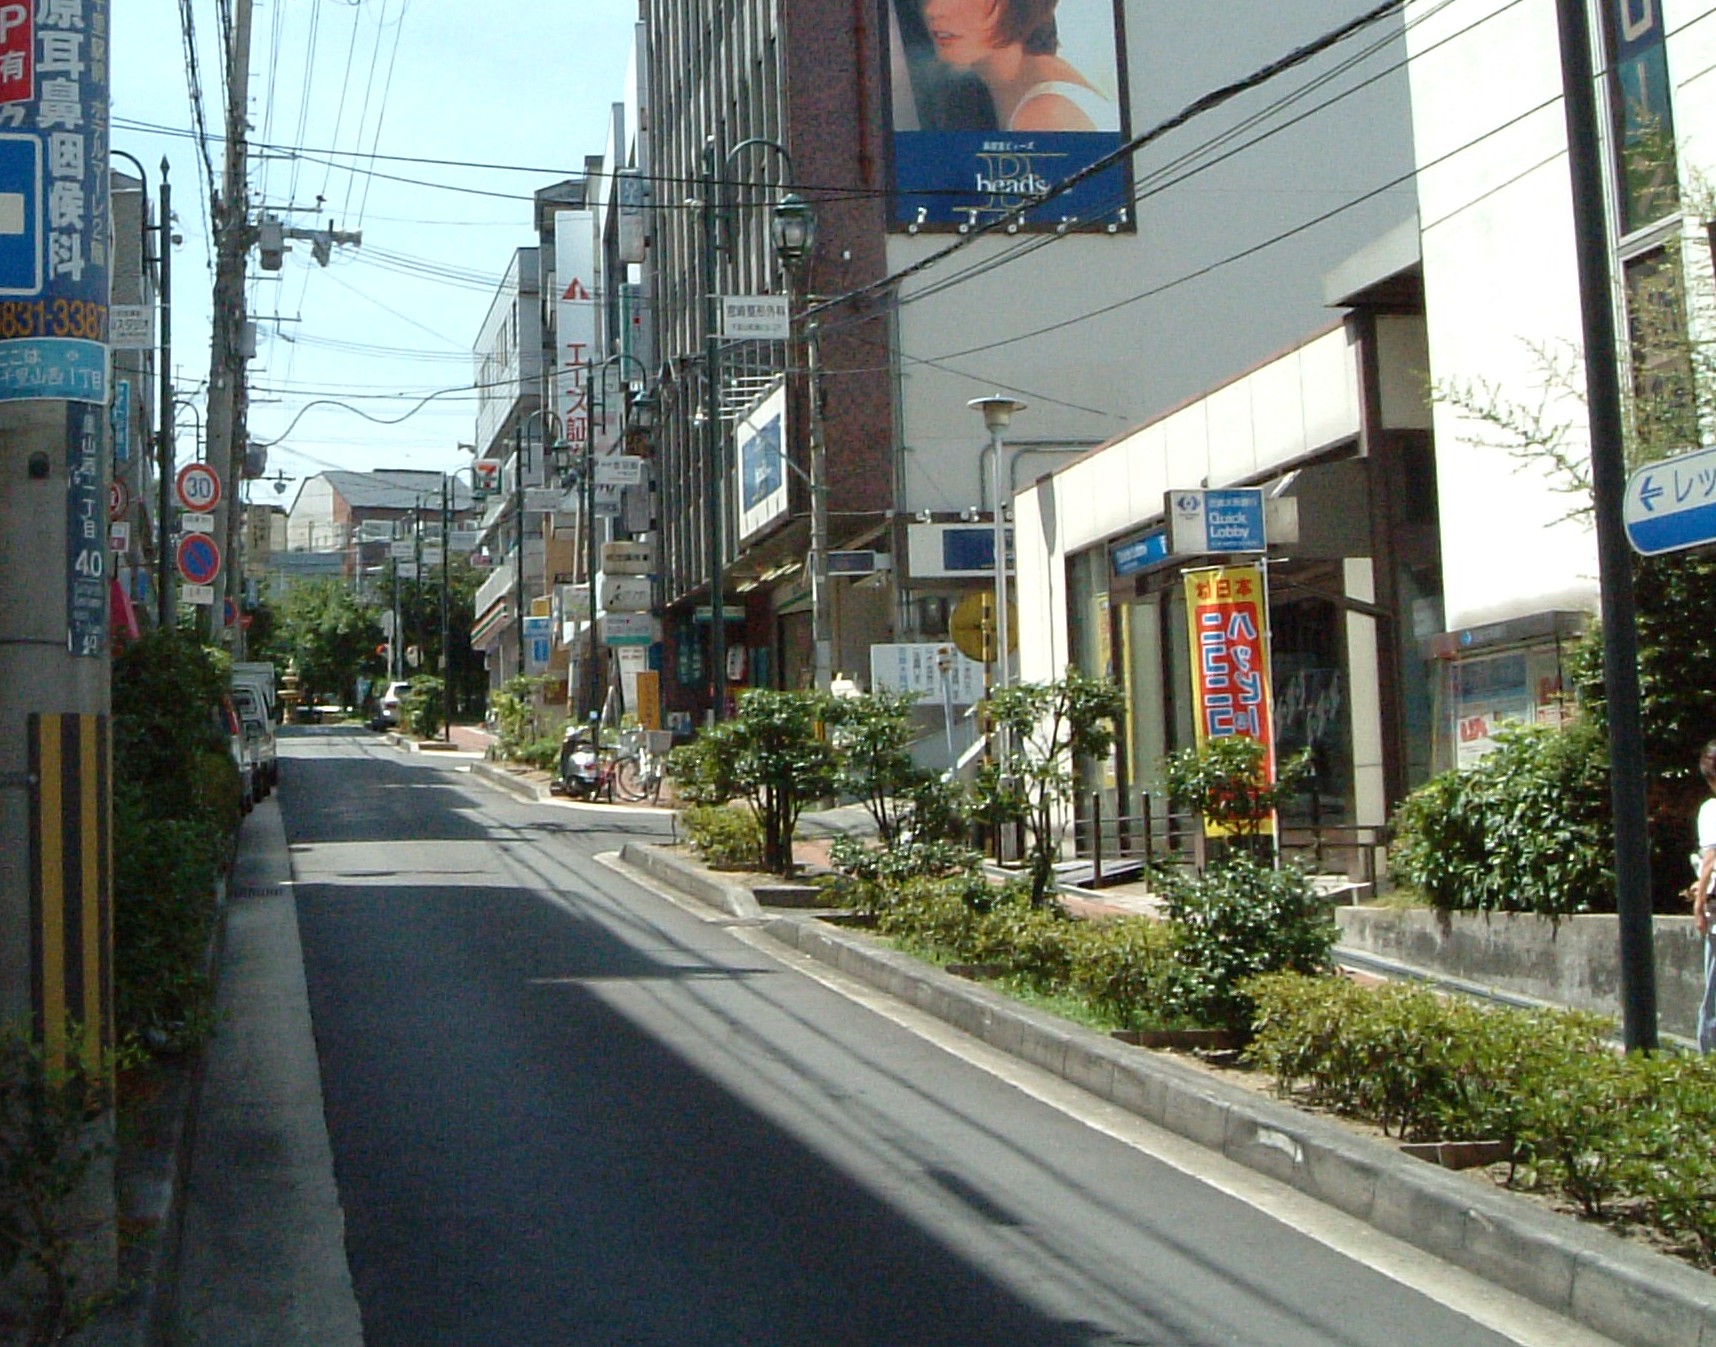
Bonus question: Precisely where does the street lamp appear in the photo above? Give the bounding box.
[969,395,1026,694]
[701,136,797,721]
[768,193,828,691]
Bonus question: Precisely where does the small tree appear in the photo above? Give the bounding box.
[399,676,445,739]
[977,668,1125,906]
[825,689,930,842]
[1164,735,1308,863]
[668,690,838,875]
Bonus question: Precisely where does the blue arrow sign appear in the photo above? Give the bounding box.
[1624,443,1716,556]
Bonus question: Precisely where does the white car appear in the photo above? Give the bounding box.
[377,680,412,727]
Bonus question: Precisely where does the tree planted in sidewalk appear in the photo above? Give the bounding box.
[669,689,837,875]
[272,577,384,712]
[976,669,1125,906]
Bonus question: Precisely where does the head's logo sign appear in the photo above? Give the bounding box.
[0,5,31,106]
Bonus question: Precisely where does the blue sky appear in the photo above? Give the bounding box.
[110,1,640,500]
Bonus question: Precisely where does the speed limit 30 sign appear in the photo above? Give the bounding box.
[175,462,222,514]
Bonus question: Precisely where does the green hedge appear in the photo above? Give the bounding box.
[1389,719,1614,915]
[1245,973,1716,1265]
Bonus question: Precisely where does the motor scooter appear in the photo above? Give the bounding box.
[555,714,606,800]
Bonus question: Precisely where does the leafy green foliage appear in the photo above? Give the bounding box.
[0,1029,110,1342]
[272,577,385,711]
[667,690,837,874]
[399,675,445,739]
[1242,973,1716,1265]
[977,668,1125,905]
[678,805,764,870]
[1389,719,1614,915]
[825,689,932,842]
[111,631,233,1059]
[1164,735,1309,861]
[488,675,551,763]
[1153,858,1335,1033]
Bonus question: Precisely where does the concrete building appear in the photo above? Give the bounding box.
[109,166,160,637]
[468,246,552,690]
[282,469,474,591]
[623,0,1417,740]
[1014,0,1716,863]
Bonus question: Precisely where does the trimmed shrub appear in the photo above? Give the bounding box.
[1154,858,1336,1033]
[678,805,764,870]
[1389,718,1614,915]
[1064,918,1183,1029]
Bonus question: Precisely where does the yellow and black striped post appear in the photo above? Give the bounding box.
[27,713,112,1077]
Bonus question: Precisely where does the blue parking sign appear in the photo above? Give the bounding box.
[0,133,40,297]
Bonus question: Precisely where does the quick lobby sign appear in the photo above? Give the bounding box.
[1166,488,1266,555]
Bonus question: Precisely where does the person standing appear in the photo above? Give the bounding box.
[1687,740,1716,1051]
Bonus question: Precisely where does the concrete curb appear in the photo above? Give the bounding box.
[468,758,554,804]
[616,842,1716,1347]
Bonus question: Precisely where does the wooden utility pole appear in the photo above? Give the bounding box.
[204,0,254,644]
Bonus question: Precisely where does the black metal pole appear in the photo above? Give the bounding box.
[586,366,600,748]
[702,139,727,723]
[1554,0,1657,1051]
[442,476,452,741]
[156,161,173,628]
[514,423,527,679]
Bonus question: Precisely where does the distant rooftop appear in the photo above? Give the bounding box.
[319,470,474,512]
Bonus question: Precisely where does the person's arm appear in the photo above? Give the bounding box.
[1695,847,1716,934]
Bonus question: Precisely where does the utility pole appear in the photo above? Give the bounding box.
[157,161,175,628]
[702,139,728,722]
[204,0,254,645]
[0,18,118,1292]
[1553,0,1657,1051]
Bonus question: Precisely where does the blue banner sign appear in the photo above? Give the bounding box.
[65,402,105,656]
[0,0,109,404]
[1112,528,1168,576]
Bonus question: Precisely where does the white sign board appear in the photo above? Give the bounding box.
[109,305,155,350]
[396,562,420,580]
[601,612,659,646]
[525,487,563,514]
[449,528,479,553]
[870,643,987,706]
[179,512,214,536]
[554,209,596,453]
[180,583,215,606]
[420,546,445,566]
[599,574,653,613]
[602,540,655,574]
[721,294,790,340]
[595,455,647,487]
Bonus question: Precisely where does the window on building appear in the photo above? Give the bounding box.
[1604,0,1679,235]
[1623,244,1698,455]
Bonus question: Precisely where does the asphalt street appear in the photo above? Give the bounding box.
[275,727,1616,1347]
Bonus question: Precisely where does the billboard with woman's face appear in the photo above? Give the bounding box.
[886,0,1131,231]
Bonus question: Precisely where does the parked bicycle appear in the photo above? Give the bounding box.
[611,727,673,804]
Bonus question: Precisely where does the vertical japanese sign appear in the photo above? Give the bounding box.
[1184,564,1275,834]
[66,401,104,654]
[0,0,108,403]
[553,209,594,455]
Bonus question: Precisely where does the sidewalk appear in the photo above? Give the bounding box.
[84,797,365,1347]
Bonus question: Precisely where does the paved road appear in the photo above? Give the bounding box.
[279,728,1617,1347]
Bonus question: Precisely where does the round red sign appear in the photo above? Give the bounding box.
[175,463,222,514]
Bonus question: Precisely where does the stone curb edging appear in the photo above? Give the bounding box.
[617,841,1716,1347]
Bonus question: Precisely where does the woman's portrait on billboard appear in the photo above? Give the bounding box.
[890,0,1122,134]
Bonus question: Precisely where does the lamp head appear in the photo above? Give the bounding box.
[627,387,659,433]
[967,394,1027,433]
[770,193,816,269]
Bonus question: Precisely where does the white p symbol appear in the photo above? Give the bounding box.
[0,6,27,43]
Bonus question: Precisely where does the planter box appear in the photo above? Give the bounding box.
[1336,907,1706,1040]
[1111,1027,1242,1052]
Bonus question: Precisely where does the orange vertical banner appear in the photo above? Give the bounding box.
[1183,564,1276,835]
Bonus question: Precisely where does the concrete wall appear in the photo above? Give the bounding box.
[1337,906,1707,1042]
